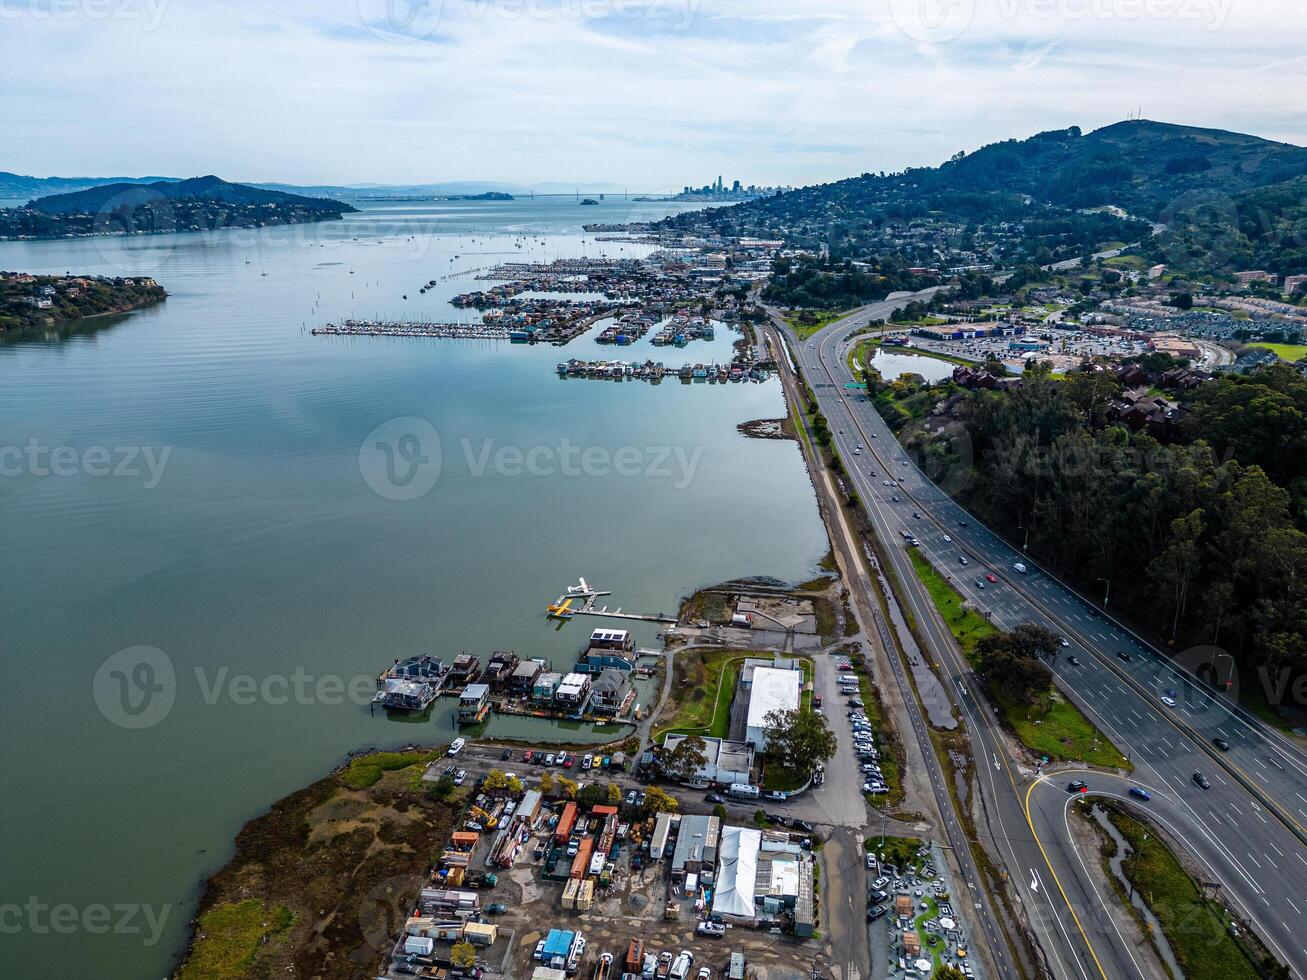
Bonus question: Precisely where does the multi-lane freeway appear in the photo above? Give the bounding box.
[777,296,1307,979]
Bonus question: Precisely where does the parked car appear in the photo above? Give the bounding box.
[705,792,725,804]
[695,921,725,938]
[791,818,815,833]
[448,737,466,756]
[485,902,507,914]
[582,754,593,769]
[766,790,786,801]
[454,769,468,786]
[766,813,787,825]
[866,905,888,922]
[669,951,694,980]
[523,750,534,763]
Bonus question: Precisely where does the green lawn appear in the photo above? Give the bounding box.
[1100,805,1260,980]
[907,549,998,659]
[855,672,904,805]
[176,900,294,980]
[1250,342,1307,362]
[656,650,782,739]
[864,834,926,871]
[785,309,849,339]
[340,749,441,789]
[1003,693,1129,769]
[906,549,1128,769]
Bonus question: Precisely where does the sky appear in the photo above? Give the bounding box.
[1,0,1305,190]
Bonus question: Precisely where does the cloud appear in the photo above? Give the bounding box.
[0,0,1302,187]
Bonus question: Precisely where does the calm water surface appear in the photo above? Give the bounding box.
[0,198,827,976]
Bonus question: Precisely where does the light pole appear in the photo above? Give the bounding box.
[1097,577,1111,607]
[1128,832,1148,901]
[1019,524,1031,551]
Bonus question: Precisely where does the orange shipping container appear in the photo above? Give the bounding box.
[555,803,578,846]
[569,838,594,879]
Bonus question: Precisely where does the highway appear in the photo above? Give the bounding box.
[777,296,1307,979]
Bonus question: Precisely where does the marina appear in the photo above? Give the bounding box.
[314,319,510,339]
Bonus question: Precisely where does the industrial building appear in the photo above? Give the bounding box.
[660,734,755,786]
[744,666,802,751]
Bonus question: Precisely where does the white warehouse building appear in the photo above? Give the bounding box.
[744,666,802,751]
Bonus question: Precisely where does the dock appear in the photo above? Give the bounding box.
[313,319,509,339]
[545,577,678,624]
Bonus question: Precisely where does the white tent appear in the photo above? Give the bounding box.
[712,827,761,918]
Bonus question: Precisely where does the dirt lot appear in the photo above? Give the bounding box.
[492,828,815,980]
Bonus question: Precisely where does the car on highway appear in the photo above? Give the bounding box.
[975,580,986,589]
[1212,737,1231,751]
[1057,636,1068,647]
[882,480,891,486]
[1193,772,1211,789]
[943,534,952,542]
[1161,696,1176,707]
[986,573,997,583]
[1116,650,1132,662]
[853,448,860,455]
[1067,655,1081,666]
[890,495,900,502]
[1129,787,1152,801]
[958,556,969,565]
[1067,780,1088,793]
[958,520,968,527]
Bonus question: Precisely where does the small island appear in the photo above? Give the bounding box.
[0,175,357,241]
[1,271,166,335]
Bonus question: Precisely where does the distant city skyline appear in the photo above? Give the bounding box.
[1,1,1304,187]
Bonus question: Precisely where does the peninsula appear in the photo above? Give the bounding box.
[0,271,166,335]
[0,175,356,240]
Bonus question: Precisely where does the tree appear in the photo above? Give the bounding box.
[753,809,768,829]
[659,735,708,782]
[539,772,554,796]
[642,786,680,816]
[450,941,477,968]
[427,773,455,800]
[763,707,838,776]
[607,783,623,805]
[482,769,521,794]
[556,776,578,800]
[934,967,967,980]
[975,629,1055,706]
[1148,508,1206,640]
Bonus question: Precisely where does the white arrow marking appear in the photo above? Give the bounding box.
[993,754,1000,771]
[1029,869,1040,893]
